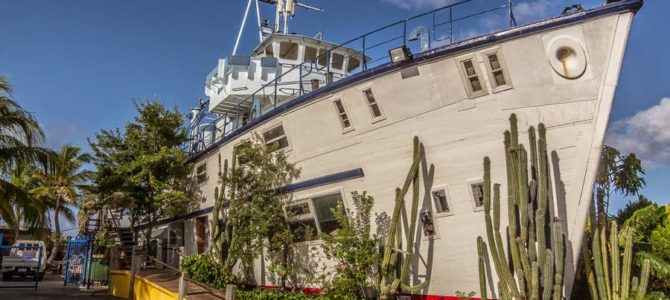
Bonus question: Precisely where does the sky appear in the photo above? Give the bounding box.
[1,0,668,229]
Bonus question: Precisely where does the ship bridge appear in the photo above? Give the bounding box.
[205,34,365,116]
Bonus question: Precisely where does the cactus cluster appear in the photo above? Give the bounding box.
[581,207,651,300]
[477,114,565,300]
[376,136,429,299]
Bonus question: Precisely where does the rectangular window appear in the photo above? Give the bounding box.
[363,89,383,118]
[288,193,344,242]
[265,44,274,57]
[331,52,344,70]
[279,42,298,60]
[431,189,451,214]
[262,125,289,150]
[196,163,207,184]
[317,48,329,66]
[347,56,361,72]
[333,100,352,130]
[471,182,485,209]
[234,141,251,166]
[485,51,511,91]
[304,46,317,62]
[463,59,482,92]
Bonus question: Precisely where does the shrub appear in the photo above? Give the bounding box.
[179,253,228,289]
[237,289,327,300]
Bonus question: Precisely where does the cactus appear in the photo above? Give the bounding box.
[376,136,430,299]
[478,237,488,300]
[477,114,565,299]
[582,218,652,300]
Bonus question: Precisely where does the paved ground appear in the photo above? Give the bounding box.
[0,274,116,299]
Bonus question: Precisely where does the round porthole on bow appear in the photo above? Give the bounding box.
[547,36,587,79]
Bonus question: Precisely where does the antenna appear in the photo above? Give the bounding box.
[258,0,323,34]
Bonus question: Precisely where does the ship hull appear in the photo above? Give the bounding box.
[171,3,638,298]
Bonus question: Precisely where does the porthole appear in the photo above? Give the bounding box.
[547,36,587,79]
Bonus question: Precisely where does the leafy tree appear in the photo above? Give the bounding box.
[32,145,93,264]
[89,99,196,251]
[622,204,670,293]
[321,191,380,298]
[594,145,645,229]
[0,75,48,233]
[616,195,655,225]
[209,134,299,286]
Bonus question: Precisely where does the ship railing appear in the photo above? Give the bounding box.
[185,0,521,156]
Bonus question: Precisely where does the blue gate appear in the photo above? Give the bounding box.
[63,238,93,287]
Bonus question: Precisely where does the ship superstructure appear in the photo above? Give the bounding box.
[152,0,644,298]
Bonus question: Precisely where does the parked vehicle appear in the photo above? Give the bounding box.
[1,240,45,281]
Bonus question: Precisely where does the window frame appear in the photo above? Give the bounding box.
[279,41,299,60]
[332,99,354,133]
[362,88,385,122]
[430,186,455,217]
[261,123,291,152]
[482,48,512,93]
[286,190,347,244]
[457,55,488,98]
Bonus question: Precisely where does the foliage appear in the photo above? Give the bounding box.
[31,145,93,263]
[477,115,566,300]
[0,75,49,237]
[617,195,655,226]
[377,136,429,299]
[321,191,380,298]
[236,289,327,300]
[595,145,645,229]
[88,99,196,247]
[209,134,299,286]
[622,203,670,292]
[180,253,228,289]
[582,218,651,300]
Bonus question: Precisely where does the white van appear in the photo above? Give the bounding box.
[1,240,46,281]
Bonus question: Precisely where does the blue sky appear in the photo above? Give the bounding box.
[1,0,668,224]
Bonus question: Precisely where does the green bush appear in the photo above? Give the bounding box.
[237,289,327,300]
[179,253,228,289]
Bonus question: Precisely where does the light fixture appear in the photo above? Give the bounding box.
[389,45,412,64]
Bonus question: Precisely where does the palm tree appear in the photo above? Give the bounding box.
[33,145,93,264]
[0,75,47,234]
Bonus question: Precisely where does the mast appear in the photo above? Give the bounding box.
[259,0,323,34]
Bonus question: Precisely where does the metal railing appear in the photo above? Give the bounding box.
[185,0,518,156]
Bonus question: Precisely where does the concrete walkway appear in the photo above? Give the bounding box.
[0,274,116,299]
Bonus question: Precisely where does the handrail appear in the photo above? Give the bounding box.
[142,254,225,299]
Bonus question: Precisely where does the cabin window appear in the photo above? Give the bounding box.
[471,182,485,210]
[304,46,318,63]
[196,163,207,184]
[332,52,344,70]
[288,193,344,242]
[459,58,487,98]
[333,99,352,130]
[279,42,299,60]
[431,189,453,215]
[265,44,274,57]
[348,56,361,72]
[485,51,512,92]
[363,89,383,119]
[317,48,329,66]
[262,124,289,150]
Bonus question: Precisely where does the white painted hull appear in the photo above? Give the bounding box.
[182,6,637,299]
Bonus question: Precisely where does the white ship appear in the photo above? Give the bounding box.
[153,0,644,297]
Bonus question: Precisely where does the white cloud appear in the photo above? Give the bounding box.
[606,98,670,168]
[381,0,457,10]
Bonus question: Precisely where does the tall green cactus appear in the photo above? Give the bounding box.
[376,136,429,299]
[582,218,652,300]
[477,114,565,300]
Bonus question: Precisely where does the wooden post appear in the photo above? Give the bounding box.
[127,246,141,300]
[178,272,187,300]
[226,284,237,300]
